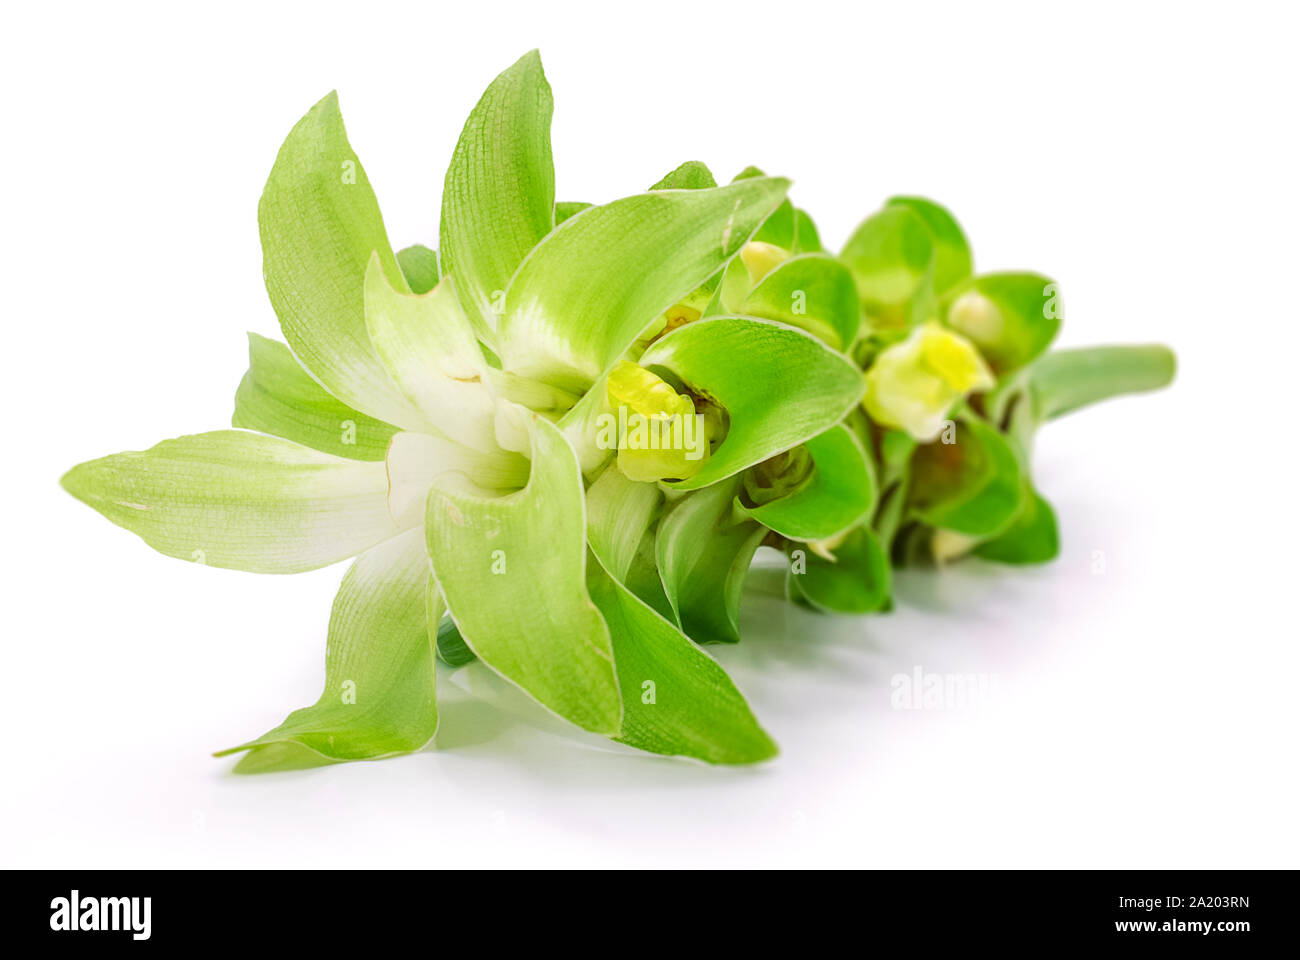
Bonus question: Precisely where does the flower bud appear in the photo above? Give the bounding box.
[740,241,790,286]
[946,289,1003,345]
[743,447,813,507]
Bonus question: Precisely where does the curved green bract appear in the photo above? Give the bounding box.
[425,411,621,735]
[943,272,1061,376]
[500,177,791,390]
[975,488,1060,564]
[788,524,891,614]
[740,254,861,349]
[887,196,972,295]
[587,560,777,764]
[639,316,864,490]
[233,333,398,461]
[732,165,797,251]
[585,462,663,582]
[840,203,936,328]
[396,244,440,294]
[754,200,796,249]
[909,417,1026,538]
[656,479,765,645]
[742,425,877,542]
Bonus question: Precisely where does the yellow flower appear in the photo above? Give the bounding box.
[604,362,711,481]
[862,324,994,441]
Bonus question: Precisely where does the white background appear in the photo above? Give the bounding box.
[3,0,1296,868]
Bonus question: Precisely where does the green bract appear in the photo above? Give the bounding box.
[62,53,1176,772]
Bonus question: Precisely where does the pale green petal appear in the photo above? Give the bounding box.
[425,410,621,734]
[62,431,400,573]
[386,431,529,529]
[363,256,498,452]
[558,372,617,477]
[489,370,580,417]
[259,91,426,431]
[623,525,676,622]
[637,316,864,490]
[742,424,876,542]
[233,332,398,461]
[500,177,791,390]
[585,461,663,581]
[440,50,555,346]
[740,253,861,349]
[218,529,437,770]
[587,560,776,764]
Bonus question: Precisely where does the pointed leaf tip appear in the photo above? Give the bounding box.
[440,49,556,348]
